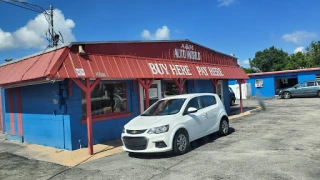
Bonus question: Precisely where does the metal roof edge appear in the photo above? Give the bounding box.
[67,39,238,59]
[0,44,69,67]
[248,68,320,76]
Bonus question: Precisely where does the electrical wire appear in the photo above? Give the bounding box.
[0,0,43,13]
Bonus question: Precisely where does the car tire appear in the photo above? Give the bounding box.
[172,129,189,155]
[219,117,229,136]
[318,91,320,98]
[230,99,235,106]
[283,92,291,99]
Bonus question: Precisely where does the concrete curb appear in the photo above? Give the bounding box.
[229,107,261,120]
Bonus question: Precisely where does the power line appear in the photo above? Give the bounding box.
[0,0,64,48]
[0,0,43,13]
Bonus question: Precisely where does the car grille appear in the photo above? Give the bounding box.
[123,137,148,150]
[126,129,147,134]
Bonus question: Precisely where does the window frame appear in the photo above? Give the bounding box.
[200,95,217,108]
[306,81,315,87]
[81,81,131,123]
[183,96,202,115]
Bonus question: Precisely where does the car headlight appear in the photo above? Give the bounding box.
[147,125,169,134]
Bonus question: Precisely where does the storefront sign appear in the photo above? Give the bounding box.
[195,66,224,77]
[174,44,201,60]
[148,63,224,77]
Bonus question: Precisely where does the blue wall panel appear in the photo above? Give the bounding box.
[222,80,231,114]
[298,73,316,82]
[249,77,275,98]
[4,89,10,135]
[68,80,139,150]
[21,82,71,150]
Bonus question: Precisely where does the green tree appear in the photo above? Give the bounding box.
[305,41,320,67]
[285,52,311,70]
[249,46,289,72]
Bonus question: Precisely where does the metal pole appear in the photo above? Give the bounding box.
[50,5,56,47]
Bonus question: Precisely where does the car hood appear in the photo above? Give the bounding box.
[124,115,175,130]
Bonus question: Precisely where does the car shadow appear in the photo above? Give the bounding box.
[127,127,236,159]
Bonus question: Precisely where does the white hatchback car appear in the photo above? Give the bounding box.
[121,93,229,155]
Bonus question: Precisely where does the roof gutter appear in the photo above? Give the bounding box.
[0,78,64,89]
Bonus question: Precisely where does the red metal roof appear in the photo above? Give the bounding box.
[53,54,248,80]
[248,68,320,76]
[0,46,248,87]
[0,47,68,87]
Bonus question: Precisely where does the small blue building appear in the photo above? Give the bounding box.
[229,68,320,98]
[0,40,248,154]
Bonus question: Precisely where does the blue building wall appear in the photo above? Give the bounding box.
[20,82,72,149]
[229,70,320,98]
[67,80,139,150]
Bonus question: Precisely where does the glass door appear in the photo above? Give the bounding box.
[139,80,162,112]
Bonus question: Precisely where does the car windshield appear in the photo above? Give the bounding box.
[141,98,186,116]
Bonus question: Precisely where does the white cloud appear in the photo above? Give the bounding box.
[217,0,235,7]
[238,59,250,67]
[293,46,305,53]
[0,9,75,50]
[141,26,170,40]
[282,31,317,45]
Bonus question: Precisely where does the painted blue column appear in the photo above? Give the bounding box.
[222,80,230,114]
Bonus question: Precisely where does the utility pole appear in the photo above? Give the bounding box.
[50,5,57,47]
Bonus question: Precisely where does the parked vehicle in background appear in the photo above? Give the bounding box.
[229,87,236,106]
[278,80,320,99]
[121,93,229,155]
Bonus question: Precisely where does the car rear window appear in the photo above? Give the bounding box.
[200,95,217,108]
[307,82,315,86]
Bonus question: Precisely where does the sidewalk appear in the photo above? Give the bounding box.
[0,105,259,167]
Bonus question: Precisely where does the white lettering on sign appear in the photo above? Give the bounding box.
[174,43,201,60]
[148,63,192,76]
[196,66,224,77]
[96,72,106,77]
[75,68,85,76]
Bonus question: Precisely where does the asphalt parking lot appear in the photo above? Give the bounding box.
[1,97,320,180]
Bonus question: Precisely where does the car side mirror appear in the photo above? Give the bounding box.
[294,86,297,89]
[187,107,198,114]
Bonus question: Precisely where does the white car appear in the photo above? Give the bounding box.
[121,93,229,155]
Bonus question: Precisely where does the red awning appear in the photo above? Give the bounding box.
[0,49,248,87]
[0,47,68,87]
[54,54,249,80]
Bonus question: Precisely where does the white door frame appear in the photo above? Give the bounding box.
[139,80,162,113]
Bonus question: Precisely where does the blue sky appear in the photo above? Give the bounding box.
[0,0,319,67]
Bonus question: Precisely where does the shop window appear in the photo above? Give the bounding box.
[163,80,188,97]
[82,81,127,118]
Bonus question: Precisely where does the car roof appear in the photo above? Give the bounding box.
[161,93,216,100]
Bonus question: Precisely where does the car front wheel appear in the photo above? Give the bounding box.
[283,92,291,99]
[172,129,189,155]
[318,91,320,98]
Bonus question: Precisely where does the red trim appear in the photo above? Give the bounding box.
[0,90,2,132]
[47,47,70,77]
[248,68,320,76]
[237,79,243,113]
[210,79,219,93]
[173,78,186,94]
[9,89,15,135]
[137,81,141,114]
[16,88,23,136]
[137,78,154,109]
[72,78,87,91]
[85,78,93,155]
[68,79,73,97]
[89,78,101,91]
[81,112,132,123]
